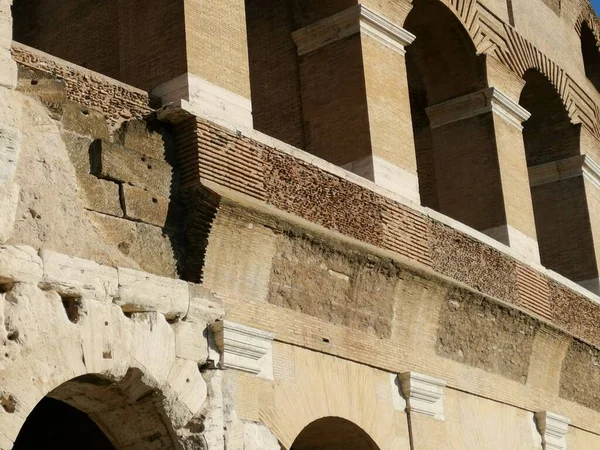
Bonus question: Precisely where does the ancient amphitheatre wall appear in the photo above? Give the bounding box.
[5,0,600,449]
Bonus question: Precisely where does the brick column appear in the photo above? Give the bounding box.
[425,86,539,262]
[292,5,420,203]
[153,0,253,129]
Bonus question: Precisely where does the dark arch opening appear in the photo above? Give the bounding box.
[406,0,509,238]
[581,21,600,92]
[13,397,115,450]
[520,69,597,283]
[290,416,380,450]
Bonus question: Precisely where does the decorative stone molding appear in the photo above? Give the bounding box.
[426,87,531,130]
[209,320,274,379]
[292,5,416,56]
[535,411,570,450]
[153,73,253,130]
[528,154,600,189]
[399,372,446,420]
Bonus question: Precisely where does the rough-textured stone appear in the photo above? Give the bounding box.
[117,267,189,318]
[90,211,182,278]
[0,182,19,244]
[41,250,118,302]
[90,139,172,197]
[16,66,66,119]
[436,287,538,383]
[0,245,42,284]
[243,422,280,450]
[117,119,172,161]
[0,126,22,184]
[61,101,110,141]
[122,184,169,227]
[173,320,209,362]
[560,339,600,413]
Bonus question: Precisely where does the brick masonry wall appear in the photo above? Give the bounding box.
[12,43,158,128]
[12,0,186,91]
[176,115,600,354]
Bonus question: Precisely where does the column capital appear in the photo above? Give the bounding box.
[399,371,446,420]
[534,411,570,450]
[292,5,416,56]
[426,87,531,130]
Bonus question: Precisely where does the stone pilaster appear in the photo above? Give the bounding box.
[292,5,420,202]
[426,86,539,262]
[153,0,253,129]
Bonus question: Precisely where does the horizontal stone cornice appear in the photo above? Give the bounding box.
[528,154,600,189]
[426,87,530,130]
[292,5,415,56]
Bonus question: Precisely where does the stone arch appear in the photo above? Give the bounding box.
[0,280,207,449]
[258,346,406,450]
[290,416,381,450]
[520,68,598,286]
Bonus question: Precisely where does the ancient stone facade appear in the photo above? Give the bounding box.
[3,0,600,448]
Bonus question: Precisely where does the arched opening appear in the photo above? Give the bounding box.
[290,417,380,450]
[14,397,115,449]
[581,21,600,92]
[10,370,182,449]
[521,69,597,284]
[405,0,506,235]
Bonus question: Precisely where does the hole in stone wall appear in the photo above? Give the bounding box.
[1,393,16,413]
[322,337,330,343]
[82,110,89,116]
[102,351,112,360]
[30,79,38,85]
[7,330,19,341]
[152,197,158,204]
[61,296,83,324]
[147,164,152,170]
[0,282,14,294]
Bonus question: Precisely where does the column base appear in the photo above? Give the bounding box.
[152,73,253,130]
[483,225,540,264]
[342,155,420,203]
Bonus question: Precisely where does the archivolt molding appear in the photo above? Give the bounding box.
[428,0,600,140]
[0,245,221,449]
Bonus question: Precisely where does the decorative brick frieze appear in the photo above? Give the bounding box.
[209,320,274,379]
[426,87,530,130]
[292,5,415,56]
[399,371,446,420]
[534,411,570,450]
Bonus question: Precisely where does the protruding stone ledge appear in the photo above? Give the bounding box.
[209,320,274,380]
[116,267,189,319]
[535,411,570,450]
[399,371,446,420]
[292,5,416,56]
[426,87,531,130]
[41,250,118,302]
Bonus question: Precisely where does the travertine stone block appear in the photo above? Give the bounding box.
[535,411,570,450]
[243,422,280,450]
[122,184,169,227]
[173,320,209,362]
[90,140,172,197]
[209,321,274,379]
[165,357,208,427]
[0,181,19,244]
[116,267,189,318]
[399,371,446,421]
[0,126,22,184]
[0,245,43,284]
[40,250,118,302]
[117,119,169,161]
